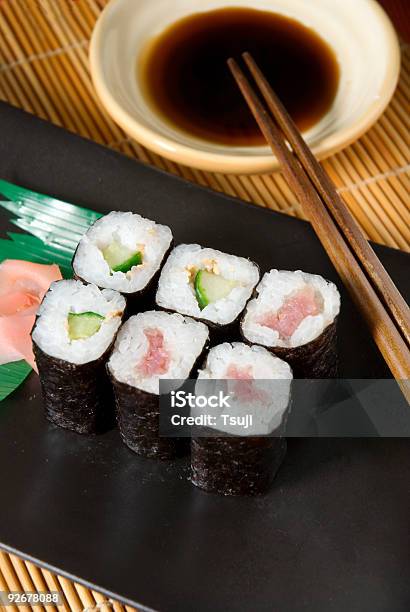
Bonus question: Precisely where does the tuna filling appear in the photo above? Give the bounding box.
[137,328,170,376]
[225,364,266,403]
[258,285,321,339]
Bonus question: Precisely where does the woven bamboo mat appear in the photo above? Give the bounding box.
[0,1,409,611]
[0,0,409,249]
[0,551,136,612]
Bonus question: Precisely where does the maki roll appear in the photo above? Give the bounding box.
[241,270,341,378]
[156,244,259,333]
[191,342,292,496]
[32,280,126,434]
[72,211,172,305]
[108,311,209,459]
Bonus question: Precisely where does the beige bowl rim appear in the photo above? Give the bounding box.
[89,0,401,174]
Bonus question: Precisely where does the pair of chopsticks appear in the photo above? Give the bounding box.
[228,53,410,394]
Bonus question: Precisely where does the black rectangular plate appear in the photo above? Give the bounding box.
[0,103,409,612]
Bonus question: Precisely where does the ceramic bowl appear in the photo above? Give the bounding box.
[90,0,400,174]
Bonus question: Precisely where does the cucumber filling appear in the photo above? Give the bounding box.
[194,270,237,310]
[102,241,143,273]
[68,312,105,340]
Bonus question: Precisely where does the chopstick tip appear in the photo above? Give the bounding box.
[242,52,255,71]
[227,57,242,80]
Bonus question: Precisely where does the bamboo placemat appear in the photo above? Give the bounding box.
[0,0,409,250]
[0,1,409,610]
[0,551,135,611]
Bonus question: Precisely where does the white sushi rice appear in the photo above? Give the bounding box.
[32,280,125,364]
[107,311,209,395]
[194,342,292,436]
[242,269,341,349]
[73,211,173,293]
[156,244,259,325]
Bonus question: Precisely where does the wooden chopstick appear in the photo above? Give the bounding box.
[227,56,410,388]
[242,52,410,347]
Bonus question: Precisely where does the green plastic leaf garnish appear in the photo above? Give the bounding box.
[0,233,73,278]
[0,361,32,402]
[0,179,101,254]
[0,180,102,400]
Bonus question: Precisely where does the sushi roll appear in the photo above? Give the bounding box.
[191,342,292,496]
[107,311,209,459]
[156,244,259,334]
[241,270,341,378]
[72,211,173,305]
[32,280,126,434]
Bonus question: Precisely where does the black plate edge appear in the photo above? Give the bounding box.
[0,101,407,260]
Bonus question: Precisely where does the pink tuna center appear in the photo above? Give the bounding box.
[258,285,321,339]
[226,364,253,380]
[225,364,266,403]
[137,328,170,376]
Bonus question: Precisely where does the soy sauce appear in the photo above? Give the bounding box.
[140,7,340,146]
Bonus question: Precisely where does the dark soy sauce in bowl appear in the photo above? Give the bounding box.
[140,7,340,147]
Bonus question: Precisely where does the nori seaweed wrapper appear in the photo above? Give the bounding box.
[241,317,338,379]
[191,433,287,496]
[108,334,209,460]
[33,341,115,435]
[110,378,187,460]
[269,317,338,378]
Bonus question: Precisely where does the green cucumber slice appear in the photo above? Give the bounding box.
[194,270,237,310]
[102,241,142,273]
[68,312,105,340]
